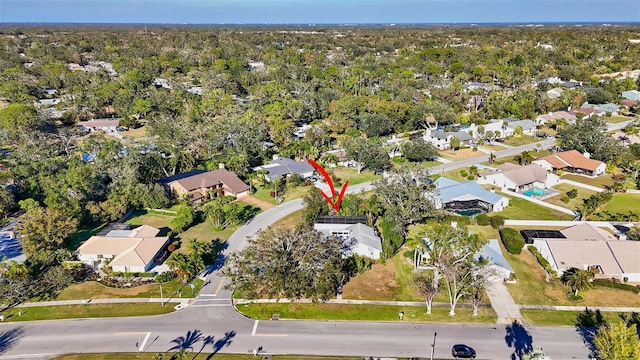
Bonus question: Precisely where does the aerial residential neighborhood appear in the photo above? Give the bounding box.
[0,2,639,359]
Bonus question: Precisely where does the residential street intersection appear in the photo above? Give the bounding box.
[0,137,615,360]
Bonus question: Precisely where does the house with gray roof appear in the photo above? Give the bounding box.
[622,90,640,101]
[581,102,620,115]
[252,156,315,182]
[430,178,509,215]
[314,221,382,260]
[478,163,560,192]
[476,239,515,282]
[423,127,473,150]
[158,165,250,202]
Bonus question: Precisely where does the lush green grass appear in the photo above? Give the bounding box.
[438,147,484,161]
[237,303,496,323]
[55,279,204,300]
[54,355,430,360]
[0,303,172,322]
[332,168,381,185]
[480,143,506,151]
[522,309,632,326]
[594,193,640,219]
[440,169,473,182]
[607,115,634,124]
[67,221,107,250]
[561,173,613,188]
[126,210,173,229]
[252,184,314,204]
[495,192,575,220]
[502,135,538,147]
[547,183,597,210]
[484,150,551,166]
[269,210,303,230]
[180,221,238,243]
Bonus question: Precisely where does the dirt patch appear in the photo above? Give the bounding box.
[342,261,400,300]
[241,195,275,211]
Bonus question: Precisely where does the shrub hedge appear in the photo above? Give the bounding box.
[593,279,640,294]
[490,215,506,229]
[500,228,524,254]
[475,214,491,226]
[527,246,558,278]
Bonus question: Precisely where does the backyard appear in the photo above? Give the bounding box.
[494,192,575,220]
[606,115,634,124]
[561,173,613,189]
[593,193,640,219]
[546,183,597,210]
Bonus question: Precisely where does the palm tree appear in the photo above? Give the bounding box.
[166,252,195,282]
[488,152,496,165]
[449,136,461,154]
[560,267,594,296]
[515,151,534,165]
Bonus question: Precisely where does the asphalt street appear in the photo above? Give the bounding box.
[1,135,621,359]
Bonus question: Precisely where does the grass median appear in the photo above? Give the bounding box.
[1,303,173,322]
[236,302,496,323]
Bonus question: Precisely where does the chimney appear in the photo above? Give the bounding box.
[583,152,591,159]
[451,221,458,228]
[272,154,280,161]
[218,163,225,170]
[567,106,572,111]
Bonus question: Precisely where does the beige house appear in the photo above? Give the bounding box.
[533,150,606,177]
[76,225,170,273]
[523,223,640,282]
[159,167,250,203]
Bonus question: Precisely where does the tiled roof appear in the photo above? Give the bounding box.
[536,150,604,172]
[560,223,616,242]
[545,240,623,275]
[159,169,249,195]
[485,164,548,186]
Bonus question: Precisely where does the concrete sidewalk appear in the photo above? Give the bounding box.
[520,304,640,312]
[2,297,190,309]
[235,298,489,309]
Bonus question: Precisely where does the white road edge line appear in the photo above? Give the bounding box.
[138,332,151,352]
[251,320,259,336]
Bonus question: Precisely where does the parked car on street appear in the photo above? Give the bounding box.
[452,344,476,359]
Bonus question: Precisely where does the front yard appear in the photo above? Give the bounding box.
[607,115,634,124]
[56,278,204,300]
[332,168,381,185]
[438,147,485,161]
[236,302,496,323]
[501,135,538,147]
[0,303,172,322]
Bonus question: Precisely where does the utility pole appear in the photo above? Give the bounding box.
[159,281,164,306]
[430,332,437,360]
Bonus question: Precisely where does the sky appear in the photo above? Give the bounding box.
[1,0,639,24]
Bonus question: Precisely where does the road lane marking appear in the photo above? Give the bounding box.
[138,332,151,352]
[251,320,259,336]
[213,279,224,295]
[254,334,288,337]
[114,332,147,335]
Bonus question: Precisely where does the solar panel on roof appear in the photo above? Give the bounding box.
[316,216,367,225]
[521,229,566,244]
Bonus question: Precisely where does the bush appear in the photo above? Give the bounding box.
[566,292,584,302]
[561,195,570,204]
[379,218,404,258]
[566,188,578,199]
[489,215,506,229]
[156,270,177,283]
[443,215,471,226]
[460,170,468,177]
[475,214,491,226]
[527,246,558,278]
[467,175,475,180]
[500,227,525,254]
[593,279,640,294]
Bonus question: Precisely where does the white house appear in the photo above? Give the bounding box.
[423,127,473,150]
[476,239,515,282]
[546,87,564,99]
[622,90,640,101]
[532,150,606,177]
[76,225,170,273]
[253,156,315,182]
[478,163,560,192]
[77,119,121,132]
[314,220,382,260]
[431,177,510,214]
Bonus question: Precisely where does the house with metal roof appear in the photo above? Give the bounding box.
[622,90,640,101]
[314,220,382,260]
[476,239,515,282]
[423,127,473,150]
[431,178,509,215]
[252,156,315,182]
[76,225,170,273]
[580,102,620,116]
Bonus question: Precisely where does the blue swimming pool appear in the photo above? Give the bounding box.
[523,188,548,197]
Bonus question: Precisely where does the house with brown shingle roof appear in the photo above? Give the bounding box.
[158,165,249,202]
[76,225,170,273]
[533,150,606,177]
[477,163,560,192]
[524,223,640,282]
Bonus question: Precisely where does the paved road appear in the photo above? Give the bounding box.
[0,138,597,359]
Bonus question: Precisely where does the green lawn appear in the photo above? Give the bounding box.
[484,150,551,166]
[0,303,172,322]
[561,173,613,189]
[593,193,640,219]
[55,279,204,300]
[480,143,506,152]
[522,309,633,327]
[236,303,496,323]
[495,192,575,220]
[67,221,107,250]
[126,210,173,230]
[547,183,597,210]
[332,168,381,185]
[607,115,633,124]
[252,184,314,204]
[502,136,538,147]
[180,221,238,243]
[440,169,474,182]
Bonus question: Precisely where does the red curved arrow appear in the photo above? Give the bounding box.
[307,159,349,213]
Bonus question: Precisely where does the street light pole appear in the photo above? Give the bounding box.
[159,282,164,306]
[430,332,437,360]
